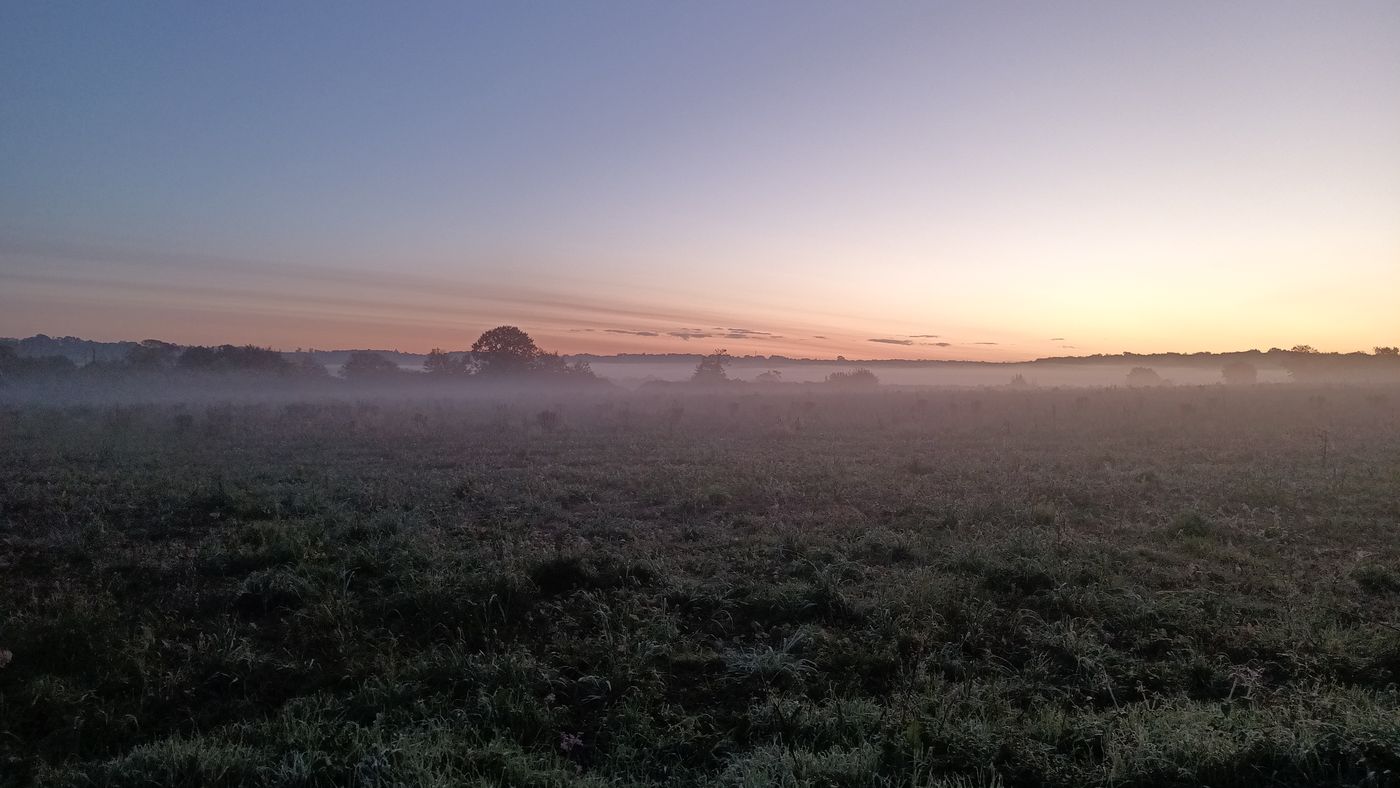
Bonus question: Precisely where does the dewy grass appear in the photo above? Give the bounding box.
[1,386,1398,786]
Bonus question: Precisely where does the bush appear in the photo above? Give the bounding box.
[826,368,879,386]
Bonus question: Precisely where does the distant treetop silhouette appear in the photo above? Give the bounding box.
[691,349,731,384]
[826,368,879,386]
[472,326,543,375]
[423,348,468,376]
[1126,367,1162,387]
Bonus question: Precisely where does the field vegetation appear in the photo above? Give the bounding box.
[2,385,1399,786]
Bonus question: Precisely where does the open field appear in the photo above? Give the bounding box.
[2,386,1399,787]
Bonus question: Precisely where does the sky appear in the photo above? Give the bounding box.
[2,1,1397,360]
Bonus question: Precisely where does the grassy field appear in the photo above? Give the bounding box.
[2,386,1399,787]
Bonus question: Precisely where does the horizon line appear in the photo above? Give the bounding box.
[7,332,1395,367]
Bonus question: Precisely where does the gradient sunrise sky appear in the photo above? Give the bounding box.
[2,1,1397,360]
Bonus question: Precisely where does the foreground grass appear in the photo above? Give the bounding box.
[2,386,1398,786]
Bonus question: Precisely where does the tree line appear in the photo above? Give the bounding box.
[5,330,1397,388]
[0,326,600,387]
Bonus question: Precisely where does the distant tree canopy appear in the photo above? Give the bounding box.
[1281,346,1400,382]
[340,351,401,381]
[2,338,332,384]
[533,352,596,379]
[826,368,880,386]
[1126,367,1162,387]
[754,369,783,383]
[471,326,542,375]
[0,344,75,381]
[8,334,133,364]
[1290,345,1320,354]
[178,345,293,374]
[691,350,731,384]
[464,327,595,380]
[1222,361,1258,386]
[423,348,468,376]
[126,339,181,370]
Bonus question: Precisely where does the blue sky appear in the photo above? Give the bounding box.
[3,1,1398,357]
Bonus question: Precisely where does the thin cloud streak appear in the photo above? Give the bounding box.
[0,239,754,332]
[1,238,1067,359]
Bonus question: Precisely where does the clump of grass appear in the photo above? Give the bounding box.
[528,553,654,596]
[1351,563,1400,594]
[1167,511,1217,539]
[725,628,817,685]
[235,567,318,616]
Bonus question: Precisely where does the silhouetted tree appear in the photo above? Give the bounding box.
[1290,345,1320,354]
[826,368,879,386]
[423,348,467,375]
[691,349,731,384]
[340,351,400,380]
[0,344,75,381]
[1222,361,1258,385]
[178,345,292,374]
[533,352,596,379]
[1375,346,1399,356]
[177,346,216,369]
[1126,367,1162,387]
[471,326,542,375]
[126,339,180,370]
[755,369,783,383]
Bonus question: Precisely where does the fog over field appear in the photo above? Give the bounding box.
[5,0,1400,785]
[582,359,1296,388]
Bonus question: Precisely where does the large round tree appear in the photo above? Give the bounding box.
[471,326,542,375]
